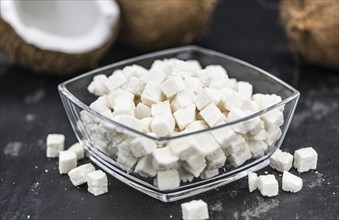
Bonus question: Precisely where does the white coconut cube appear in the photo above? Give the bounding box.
[199,64,227,87]
[90,98,110,113]
[248,140,268,158]
[113,115,145,132]
[135,103,152,119]
[141,83,164,106]
[257,174,279,197]
[104,70,127,92]
[270,149,293,172]
[161,76,186,97]
[199,103,226,127]
[184,120,209,133]
[178,169,195,183]
[248,172,258,192]
[151,100,172,116]
[182,153,207,177]
[200,169,219,180]
[68,163,95,186]
[282,171,303,193]
[140,69,166,85]
[156,169,180,190]
[152,146,179,171]
[184,77,201,93]
[88,74,109,96]
[112,98,135,117]
[181,200,209,220]
[140,117,153,133]
[171,90,195,112]
[194,88,221,110]
[46,133,65,158]
[67,142,85,160]
[236,81,253,99]
[173,104,196,130]
[107,89,133,109]
[293,147,318,173]
[59,151,77,174]
[169,139,200,160]
[123,76,146,96]
[129,137,157,158]
[151,112,175,137]
[87,170,108,196]
[134,155,157,178]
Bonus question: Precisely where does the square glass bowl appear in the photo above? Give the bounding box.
[58,46,299,202]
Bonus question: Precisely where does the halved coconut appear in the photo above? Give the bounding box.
[0,0,120,75]
[117,0,216,51]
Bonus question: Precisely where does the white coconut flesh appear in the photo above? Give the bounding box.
[0,0,120,54]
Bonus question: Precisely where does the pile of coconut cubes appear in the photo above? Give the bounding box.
[81,58,285,190]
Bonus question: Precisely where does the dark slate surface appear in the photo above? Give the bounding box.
[1,1,338,220]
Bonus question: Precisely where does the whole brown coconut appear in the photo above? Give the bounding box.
[280,0,339,70]
[0,18,119,75]
[117,0,216,51]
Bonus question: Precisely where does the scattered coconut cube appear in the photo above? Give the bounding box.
[270,149,293,172]
[282,171,303,193]
[46,133,65,158]
[87,170,108,196]
[68,163,95,186]
[248,172,258,192]
[181,200,209,220]
[67,142,85,160]
[156,169,180,190]
[257,174,279,197]
[293,147,318,173]
[59,151,77,174]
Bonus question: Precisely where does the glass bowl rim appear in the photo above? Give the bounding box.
[58,45,300,142]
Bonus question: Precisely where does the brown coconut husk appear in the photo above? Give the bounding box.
[280,0,339,70]
[0,18,120,75]
[116,0,216,51]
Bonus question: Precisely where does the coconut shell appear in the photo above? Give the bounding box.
[0,18,120,75]
[116,0,216,51]
[280,0,339,70]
